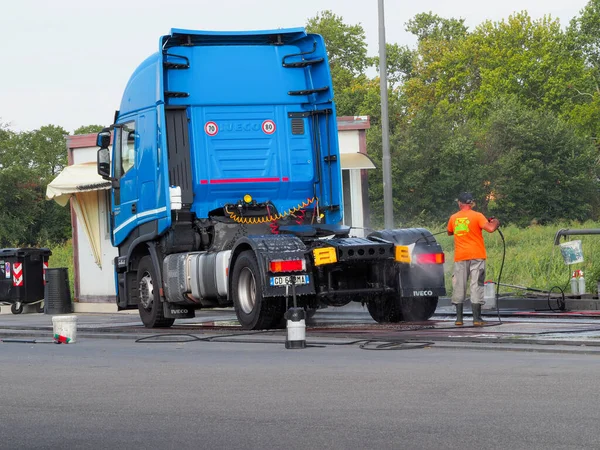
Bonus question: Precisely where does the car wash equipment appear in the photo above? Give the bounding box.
[284,307,306,349]
[454,303,463,326]
[483,281,496,309]
[578,271,586,295]
[571,271,579,295]
[491,222,506,323]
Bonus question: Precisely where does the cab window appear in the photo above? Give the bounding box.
[120,122,136,176]
[114,121,135,179]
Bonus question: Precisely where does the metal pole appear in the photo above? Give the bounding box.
[378,0,394,229]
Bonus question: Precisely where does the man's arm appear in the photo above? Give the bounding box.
[483,218,500,233]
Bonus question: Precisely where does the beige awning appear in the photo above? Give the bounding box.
[46,162,111,268]
[46,162,111,206]
[340,153,376,170]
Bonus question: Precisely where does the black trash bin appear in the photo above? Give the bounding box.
[44,267,72,315]
[0,248,51,314]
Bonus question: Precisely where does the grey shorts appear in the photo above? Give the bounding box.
[452,259,486,305]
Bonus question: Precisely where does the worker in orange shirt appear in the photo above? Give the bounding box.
[447,192,500,326]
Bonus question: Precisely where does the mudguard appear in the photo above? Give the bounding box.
[230,235,316,298]
[369,228,446,297]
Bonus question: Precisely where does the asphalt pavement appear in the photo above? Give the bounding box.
[1,339,600,450]
[3,303,600,449]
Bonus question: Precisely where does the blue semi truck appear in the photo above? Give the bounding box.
[96,27,446,329]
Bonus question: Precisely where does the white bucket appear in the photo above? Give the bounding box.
[52,315,77,344]
[482,281,497,310]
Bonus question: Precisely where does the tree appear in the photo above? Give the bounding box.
[565,0,600,138]
[481,100,599,225]
[0,124,71,245]
[405,12,468,42]
[392,9,600,226]
[306,10,374,116]
[73,124,105,135]
[569,0,600,87]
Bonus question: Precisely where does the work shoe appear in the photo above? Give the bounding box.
[454,303,463,326]
[472,303,487,327]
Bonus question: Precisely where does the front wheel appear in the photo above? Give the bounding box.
[367,296,403,323]
[11,302,23,314]
[232,250,281,330]
[399,296,438,322]
[137,256,174,328]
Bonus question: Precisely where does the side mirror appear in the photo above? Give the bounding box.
[97,147,111,179]
[96,129,111,149]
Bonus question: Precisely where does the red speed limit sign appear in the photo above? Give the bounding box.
[204,121,219,136]
[261,120,276,135]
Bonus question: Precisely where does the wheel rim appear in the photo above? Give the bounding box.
[139,271,153,310]
[238,267,256,314]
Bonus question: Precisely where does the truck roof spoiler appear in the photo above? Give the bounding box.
[164,27,308,48]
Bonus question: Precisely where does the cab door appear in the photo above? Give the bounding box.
[111,121,139,246]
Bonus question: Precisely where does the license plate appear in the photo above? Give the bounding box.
[269,275,309,286]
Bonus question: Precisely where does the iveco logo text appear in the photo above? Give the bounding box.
[221,122,261,132]
[170,309,189,315]
[413,290,433,296]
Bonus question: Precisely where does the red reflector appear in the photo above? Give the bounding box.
[269,259,305,273]
[415,253,445,264]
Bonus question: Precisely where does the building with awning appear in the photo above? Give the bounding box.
[46,162,111,268]
[48,116,375,310]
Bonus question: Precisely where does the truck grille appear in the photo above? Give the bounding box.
[291,118,304,135]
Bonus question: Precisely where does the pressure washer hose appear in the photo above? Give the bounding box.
[495,227,506,323]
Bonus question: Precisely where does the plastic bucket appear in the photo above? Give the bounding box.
[52,315,77,343]
[482,281,497,310]
[559,240,584,265]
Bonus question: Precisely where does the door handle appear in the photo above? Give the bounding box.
[131,203,137,214]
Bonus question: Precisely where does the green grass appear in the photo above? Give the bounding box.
[433,221,600,296]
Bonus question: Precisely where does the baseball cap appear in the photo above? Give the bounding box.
[457,192,474,204]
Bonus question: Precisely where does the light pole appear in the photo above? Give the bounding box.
[378,0,394,229]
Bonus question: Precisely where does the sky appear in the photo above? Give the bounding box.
[0,0,591,133]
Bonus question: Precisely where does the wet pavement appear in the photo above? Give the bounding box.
[2,302,600,353]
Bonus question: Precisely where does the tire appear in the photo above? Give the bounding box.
[399,296,438,322]
[367,296,403,323]
[137,256,174,328]
[11,302,23,315]
[232,250,280,330]
[36,301,44,313]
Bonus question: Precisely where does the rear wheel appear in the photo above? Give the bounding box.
[399,296,438,322]
[137,256,174,328]
[367,296,403,323]
[36,301,44,313]
[232,250,281,330]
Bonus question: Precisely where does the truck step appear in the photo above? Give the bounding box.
[163,62,189,69]
[288,86,329,96]
[281,42,324,68]
[163,53,190,70]
[282,58,324,68]
[164,91,190,98]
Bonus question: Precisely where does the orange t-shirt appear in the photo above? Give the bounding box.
[447,208,489,261]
